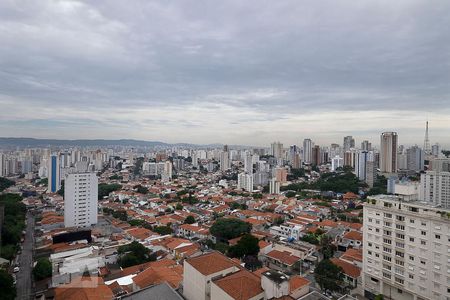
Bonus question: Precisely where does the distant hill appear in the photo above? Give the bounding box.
[0,137,225,148]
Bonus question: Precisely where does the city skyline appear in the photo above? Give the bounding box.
[1,1,450,146]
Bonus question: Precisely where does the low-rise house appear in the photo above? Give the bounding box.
[338,230,362,251]
[265,250,301,274]
[177,224,209,240]
[330,258,361,289]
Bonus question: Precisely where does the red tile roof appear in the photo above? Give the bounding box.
[213,269,263,300]
[266,250,301,266]
[289,275,310,292]
[330,258,361,278]
[186,251,239,276]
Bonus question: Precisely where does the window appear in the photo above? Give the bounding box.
[397,289,403,294]
[421,231,426,236]
[421,240,427,246]
[409,255,414,261]
[395,277,404,284]
[409,274,414,279]
[396,215,405,221]
[435,234,441,239]
[384,213,392,218]
[409,237,415,242]
[410,219,415,223]
[420,260,426,265]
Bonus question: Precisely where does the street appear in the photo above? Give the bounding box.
[15,212,34,300]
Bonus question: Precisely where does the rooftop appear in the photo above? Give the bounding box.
[213,269,263,300]
[185,251,239,276]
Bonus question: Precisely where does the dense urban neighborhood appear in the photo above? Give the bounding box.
[0,135,449,300]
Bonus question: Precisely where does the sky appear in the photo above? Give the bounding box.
[1,0,449,147]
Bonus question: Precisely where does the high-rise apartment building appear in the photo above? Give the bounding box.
[0,153,5,177]
[361,140,372,151]
[431,143,441,157]
[355,151,375,187]
[380,132,398,174]
[64,172,98,228]
[48,154,61,193]
[220,151,230,171]
[406,146,424,172]
[312,145,321,166]
[244,152,253,174]
[271,142,283,159]
[269,178,281,194]
[420,171,450,208]
[362,195,450,300]
[343,136,355,152]
[331,156,344,171]
[237,172,253,192]
[302,139,312,164]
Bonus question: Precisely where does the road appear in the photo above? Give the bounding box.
[16,212,34,300]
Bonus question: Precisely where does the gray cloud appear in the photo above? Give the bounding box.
[1,0,449,146]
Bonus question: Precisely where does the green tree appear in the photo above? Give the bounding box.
[134,184,148,194]
[0,177,15,192]
[153,226,173,235]
[374,295,384,300]
[109,174,123,180]
[228,234,260,258]
[210,218,252,241]
[33,258,52,280]
[184,215,196,224]
[118,241,156,268]
[314,259,344,292]
[0,194,26,259]
[0,270,16,300]
[214,242,229,254]
[319,235,336,259]
[175,203,183,210]
[285,191,296,198]
[98,183,122,199]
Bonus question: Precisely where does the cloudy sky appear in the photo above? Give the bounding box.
[1,0,449,147]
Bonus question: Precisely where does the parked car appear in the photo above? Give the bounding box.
[13,266,20,273]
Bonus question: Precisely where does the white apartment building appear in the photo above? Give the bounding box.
[331,155,344,171]
[363,195,450,300]
[64,172,98,228]
[237,172,253,192]
[420,171,450,209]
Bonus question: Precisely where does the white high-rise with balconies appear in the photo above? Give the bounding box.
[420,171,450,209]
[64,172,98,228]
[362,195,450,300]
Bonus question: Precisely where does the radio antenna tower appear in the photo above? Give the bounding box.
[424,120,431,155]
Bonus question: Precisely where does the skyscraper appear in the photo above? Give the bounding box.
[244,152,253,174]
[406,145,424,172]
[302,139,312,164]
[64,172,98,228]
[355,150,375,187]
[48,154,61,193]
[343,136,355,152]
[312,145,321,166]
[361,140,372,151]
[270,142,283,159]
[0,153,5,177]
[420,171,450,208]
[380,132,398,174]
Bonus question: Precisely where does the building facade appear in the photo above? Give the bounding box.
[64,172,98,228]
[362,195,450,300]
